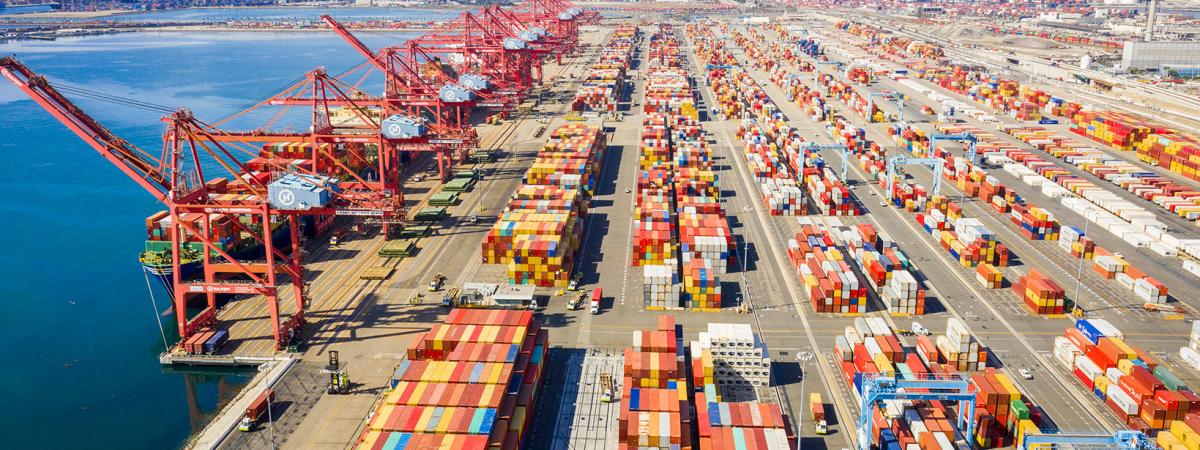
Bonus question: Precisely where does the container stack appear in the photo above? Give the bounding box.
[481,123,606,288]
[840,222,927,316]
[357,310,547,450]
[1012,269,1065,315]
[970,371,1027,448]
[1010,204,1060,241]
[835,315,1043,450]
[643,264,681,309]
[694,397,794,450]
[1069,110,1156,152]
[788,219,867,314]
[975,264,1004,289]
[1057,225,1095,260]
[919,199,1010,268]
[634,115,677,268]
[696,323,772,393]
[641,30,731,311]
[574,29,636,113]
[1092,254,1128,279]
[938,318,988,372]
[881,271,922,316]
[1056,319,1199,431]
[619,315,691,450]
[690,321,796,449]
[760,178,804,216]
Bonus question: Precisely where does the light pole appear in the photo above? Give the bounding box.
[266,391,276,449]
[1073,219,1090,315]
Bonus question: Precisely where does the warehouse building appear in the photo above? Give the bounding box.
[1121,41,1200,74]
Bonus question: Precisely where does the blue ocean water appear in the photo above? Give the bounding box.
[0,29,421,449]
[104,6,457,22]
[0,6,455,21]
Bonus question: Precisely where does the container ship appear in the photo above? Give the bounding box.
[139,212,328,292]
[139,141,356,291]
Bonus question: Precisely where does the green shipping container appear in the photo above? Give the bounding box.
[454,168,479,180]
[379,239,416,258]
[1010,399,1030,420]
[398,225,432,239]
[414,207,447,222]
[443,177,476,192]
[428,191,460,206]
[1155,366,1187,391]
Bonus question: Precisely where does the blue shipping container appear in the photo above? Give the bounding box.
[203,330,229,353]
[1075,320,1103,344]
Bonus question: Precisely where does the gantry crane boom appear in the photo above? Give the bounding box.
[1,57,171,201]
[3,57,313,350]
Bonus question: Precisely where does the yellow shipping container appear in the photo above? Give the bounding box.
[436,407,454,434]
[359,430,383,449]
[415,406,435,432]
[511,406,527,432]
[1094,376,1111,396]
[994,373,1022,400]
[1017,419,1041,450]
[410,382,430,405]
[1117,359,1136,375]
[372,405,395,431]
[1161,428,1191,450]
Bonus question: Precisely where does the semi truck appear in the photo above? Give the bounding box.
[810,392,828,435]
[238,389,276,432]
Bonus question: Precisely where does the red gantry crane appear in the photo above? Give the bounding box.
[512,0,598,58]
[322,15,484,179]
[0,4,595,354]
[0,57,454,352]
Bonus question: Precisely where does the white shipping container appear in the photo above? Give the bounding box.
[934,431,956,450]
[946,317,971,345]
[1106,367,1124,384]
[855,317,872,337]
[1089,319,1123,340]
[1075,354,1103,380]
[845,326,863,347]
[1181,346,1200,371]
[1150,241,1177,257]
[1105,384,1139,415]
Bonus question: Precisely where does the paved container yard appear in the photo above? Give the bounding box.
[194,11,1200,450]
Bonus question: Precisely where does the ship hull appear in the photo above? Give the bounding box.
[141,224,298,293]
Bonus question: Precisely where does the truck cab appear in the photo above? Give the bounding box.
[589,288,602,315]
[815,420,829,435]
[911,321,931,336]
[238,388,276,432]
[568,272,583,291]
[568,291,586,310]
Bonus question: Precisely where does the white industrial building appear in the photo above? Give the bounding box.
[1122,41,1200,72]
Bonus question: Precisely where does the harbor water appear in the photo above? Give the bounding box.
[0,25,433,449]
